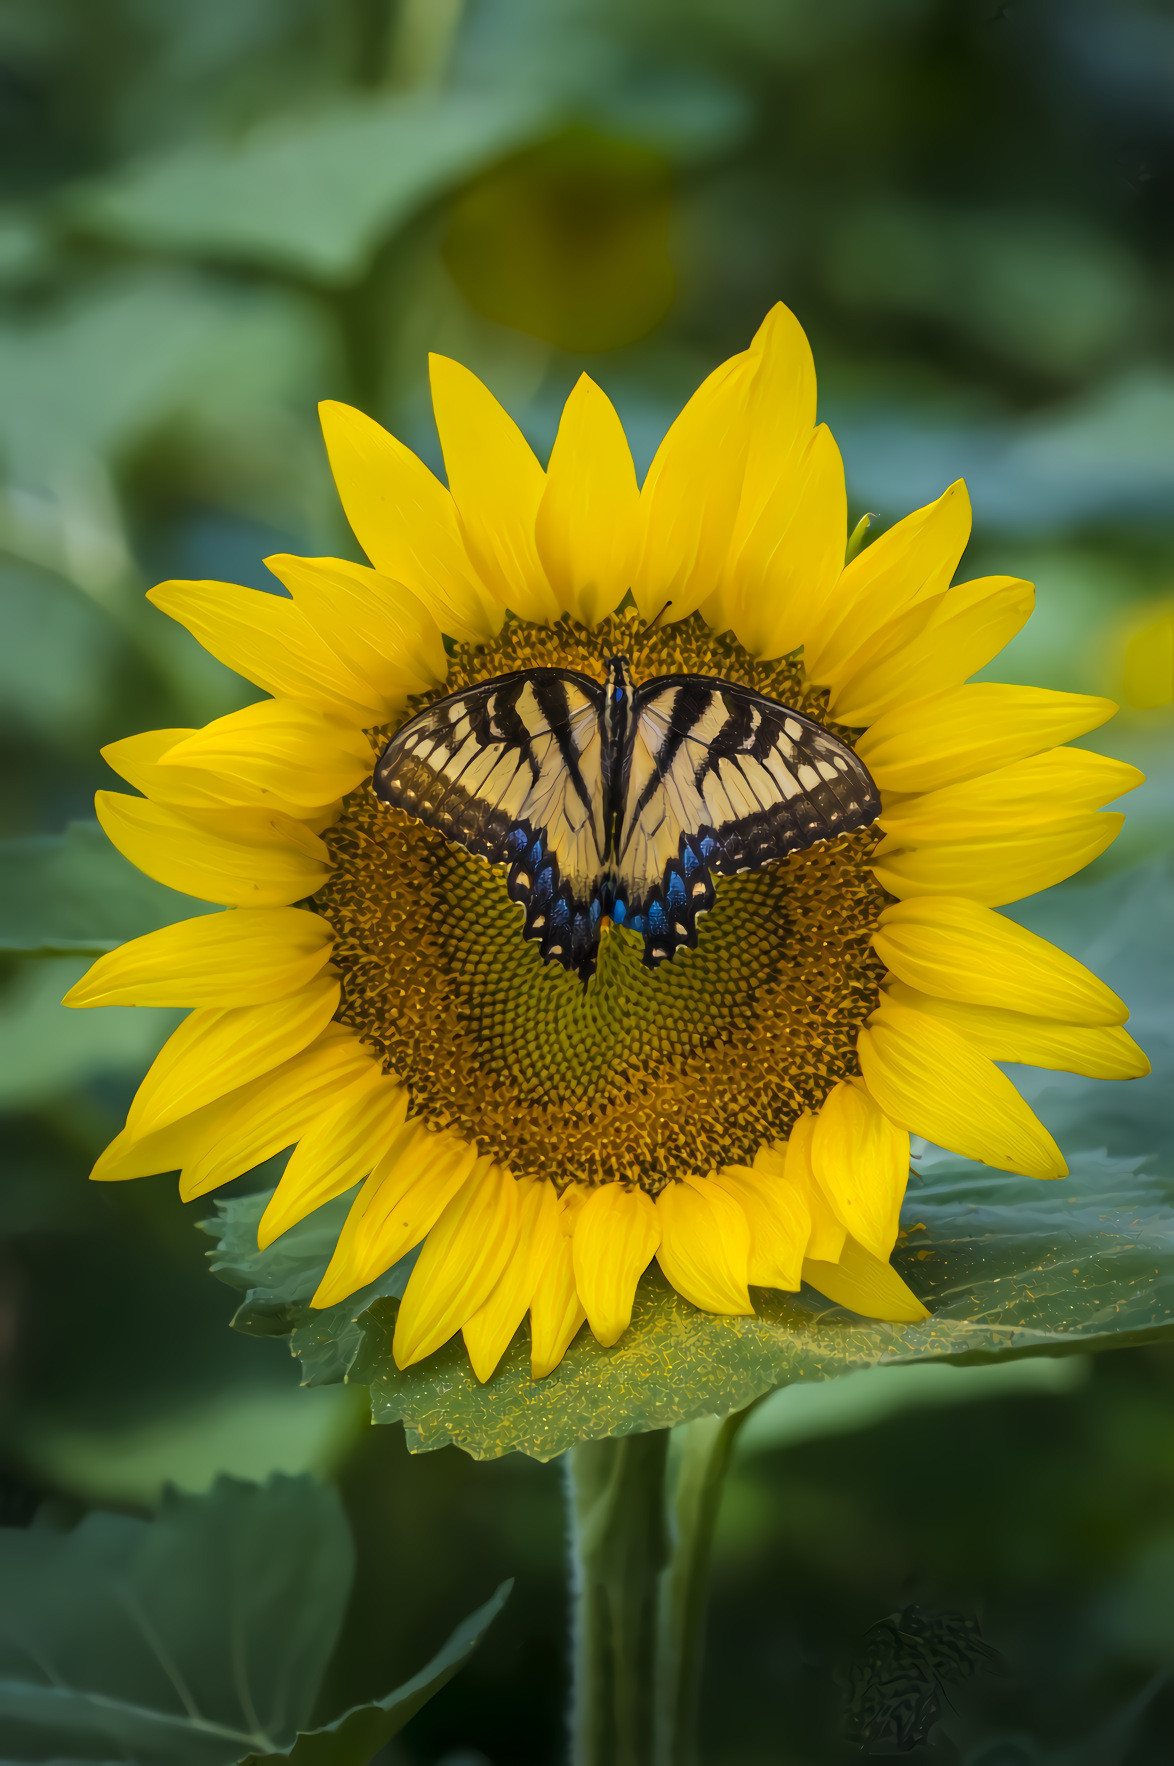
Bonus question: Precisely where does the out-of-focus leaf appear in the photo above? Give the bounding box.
[0,559,122,746]
[0,1474,352,1766]
[0,821,213,955]
[0,954,180,1108]
[206,860,1172,1461]
[240,1582,512,1766]
[829,368,1174,533]
[69,92,555,285]
[0,1473,509,1766]
[15,1383,359,1511]
[0,275,250,486]
[823,202,1149,376]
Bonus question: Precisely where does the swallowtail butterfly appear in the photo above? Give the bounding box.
[374,657,880,980]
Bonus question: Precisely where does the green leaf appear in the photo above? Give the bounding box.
[209,1144,1174,1464]
[0,821,214,956]
[0,1474,509,1766]
[0,954,181,1108]
[0,559,122,748]
[239,1582,512,1766]
[69,92,553,285]
[0,274,249,484]
[0,1474,352,1766]
[206,860,1172,1463]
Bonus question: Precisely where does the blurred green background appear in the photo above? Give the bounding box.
[1,1,1172,1761]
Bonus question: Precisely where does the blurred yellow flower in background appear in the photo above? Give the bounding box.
[442,128,675,353]
[65,305,1149,1383]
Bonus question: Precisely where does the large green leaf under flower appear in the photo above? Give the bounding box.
[209,1148,1174,1463]
[208,860,1172,1463]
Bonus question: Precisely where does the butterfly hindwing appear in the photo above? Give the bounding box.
[373,668,607,976]
[376,661,881,980]
[615,676,880,965]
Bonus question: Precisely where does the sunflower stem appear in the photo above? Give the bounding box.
[566,1429,671,1766]
[566,1404,758,1766]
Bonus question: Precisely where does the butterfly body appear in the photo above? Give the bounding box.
[374,655,879,980]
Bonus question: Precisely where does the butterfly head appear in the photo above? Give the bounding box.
[604,654,632,705]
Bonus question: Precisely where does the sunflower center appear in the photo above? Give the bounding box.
[312,612,888,1193]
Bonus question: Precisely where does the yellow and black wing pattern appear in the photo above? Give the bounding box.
[373,668,608,976]
[374,660,879,981]
[613,675,880,966]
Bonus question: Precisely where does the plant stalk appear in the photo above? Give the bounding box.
[565,1403,761,1766]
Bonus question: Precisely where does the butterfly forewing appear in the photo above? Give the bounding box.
[374,668,608,975]
[375,660,880,980]
[614,676,880,964]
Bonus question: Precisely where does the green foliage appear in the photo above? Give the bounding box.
[0,822,212,956]
[0,1472,509,1766]
[208,1148,1174,1464]
[71,92,555,284]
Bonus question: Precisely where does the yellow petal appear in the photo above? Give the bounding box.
[804,480,972,683]
[856,684,1116,795]
[90,1022,371,1186]
[809,1080,910,1262]
[881,982,1150,1080]
[758,1117,846,1262]
[311,1126,479,1308]
[102,729,296,815]
[872,894,1127,1025]
[877,748,1144,842]
[873,812,1124,906]
[803,1237,930,1323]
[736,302,818,534]
[725,425,847,660]
[462,1180,560,1382]
[178,1026,377,1199]
[713,304,838,652]
[392,1160,521,1368]
[629,352,756,624]
[533,374,639,627]
[529,1211,588,1379]
[257,1068,411,1247]
[318,399,499,643]
[146,579,383,722]
[857,999,1067,1179]
[572,1183,660,1347]
[95,791,331,907]
[429,353,559,625]
[654,1175,754,1315]
[712,1163,810,1290]
[125,975,340,1138]
[159,701,373,811]
[264,553,447,704]
[830,575,1035,726]
[63,907,334,1009]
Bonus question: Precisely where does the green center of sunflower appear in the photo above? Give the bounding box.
[312,611,888,1193]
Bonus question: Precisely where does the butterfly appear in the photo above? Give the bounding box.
[373,655,880,981]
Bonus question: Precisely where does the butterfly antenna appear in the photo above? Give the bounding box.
[637,599,673,655]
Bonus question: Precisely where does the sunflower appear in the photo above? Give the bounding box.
[66,305,1149,1384]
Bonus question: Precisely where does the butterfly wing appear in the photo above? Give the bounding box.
[373,669,607,977]
[613,676,880,965]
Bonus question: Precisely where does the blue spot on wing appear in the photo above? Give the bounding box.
[612,900,626,925]
[667,871,686,908]
[648,900,668,935]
